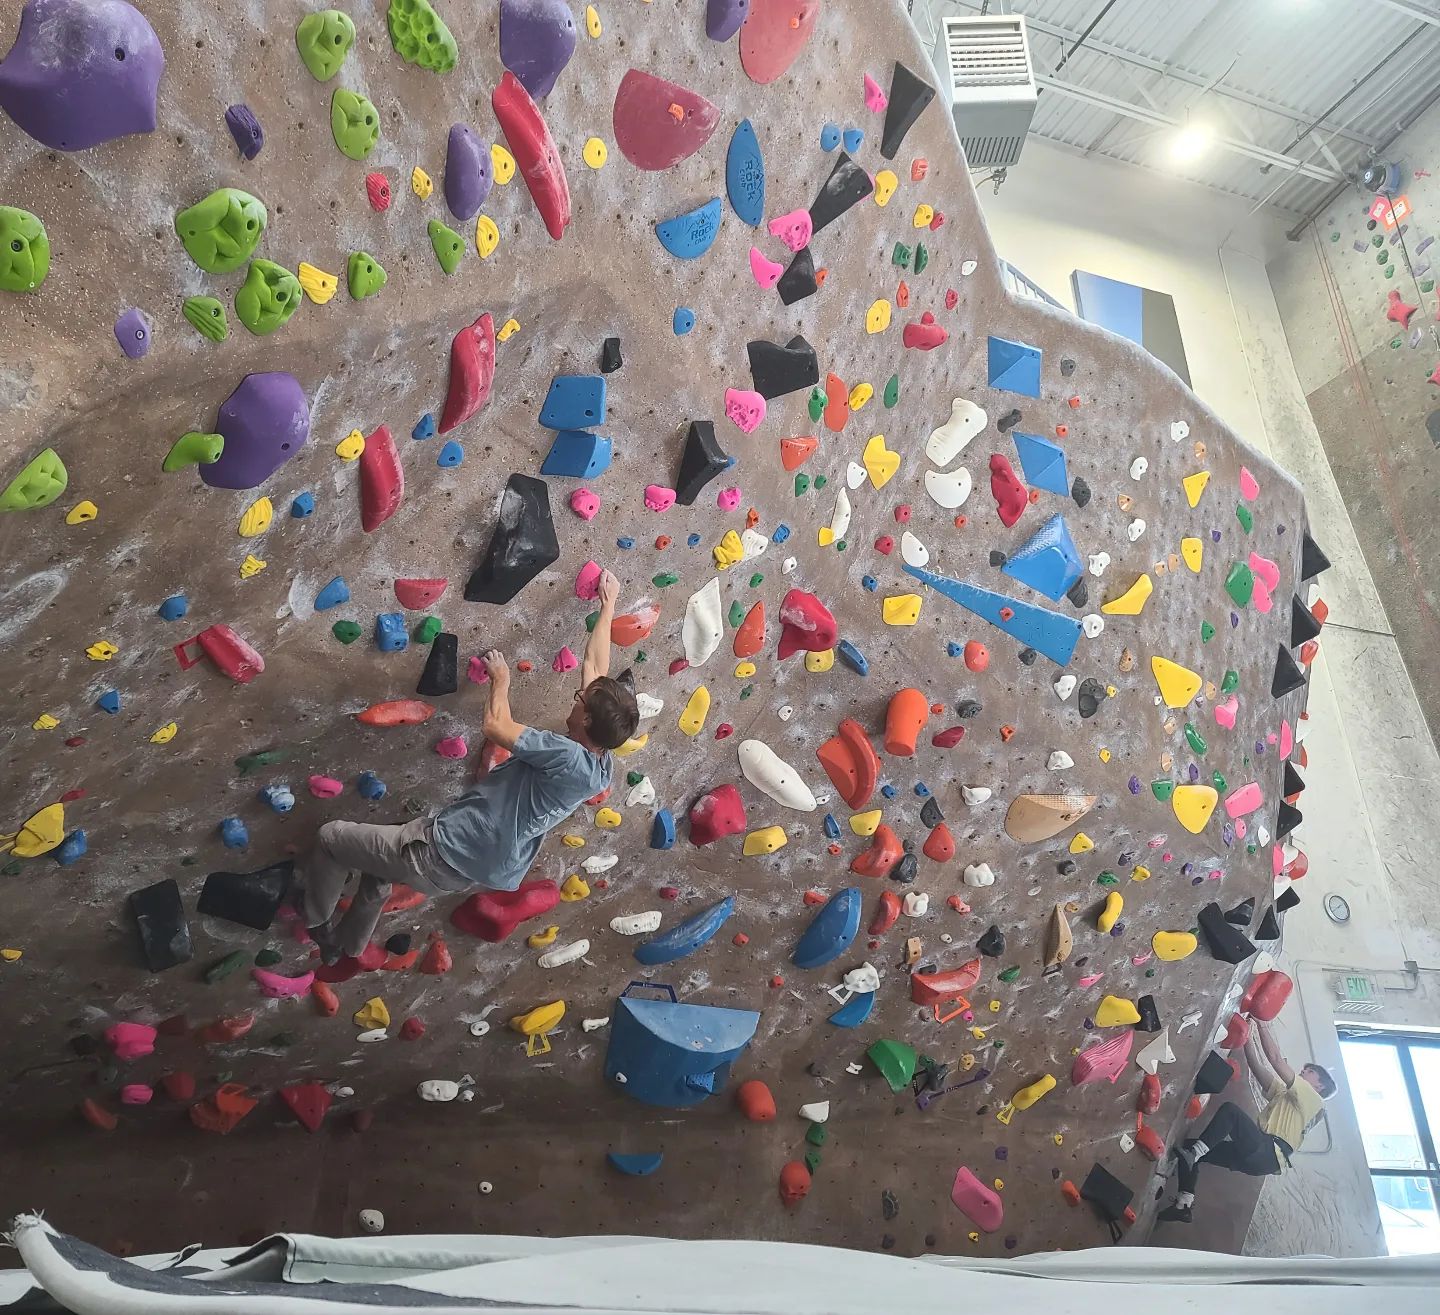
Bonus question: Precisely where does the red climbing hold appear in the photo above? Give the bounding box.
[733,931,749,945]
[310,980,339,1017]
[823,372,849,433]
[802,890,827,905]
[189,1084,258,1135]
[400,1017,426,1041]
[1386,289,1418,327]
[1241,968,1292,1021]
[911,959,980,1006]
[777,588,837,659]
[964,641,989,673]
[896,280,910,308]
[689,783,748,846]
[733,600,766,657]
[883,687,930,757]
[394,578,449,610]
[356,699,435,726]
[451,878,560,942]
[161,1071,196,1101]
[475,740,512,783]
[816,718,880,809]
[736,1079,777,1121]
[1138,1073,1161,1114]
[668,658,690,676]
[875,535,894,555]
[279,1082,332,1133]
[439,312,497,435]
[196,1014,254,1045]
[382,948,419,971]
[922,822,955,862]
[359,425,403,532]
[1135,1123,1164,1160]
[493,72,571,240]
[81,1098,118,1131]
[612,605,660,647]
[869,889,902,935]
[611,69,720,171]
[778,1160,812,1207]
[174,624,265,684]
[740,0,822,85]
[894,505,911,523]
[779,435,818,471]
[989,454,1027,527]
[1222,1012,1251,1050]
[420,935,452,975]
[383,885,426,913]
[945,289,959,310]
[365,171,391,211]
[851,823,903,878]
[902,311,948,350]
[585,785,613,806]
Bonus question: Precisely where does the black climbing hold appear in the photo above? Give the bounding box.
[1283,761,1305,799]
[777,245,818,305]
[1271,644,1307,698]
[615,667,636,695]
[891,852,918,883]
[1193,1050,1233,1095]
[600,336,623,373]
[1276,800,1302,840]
[1080,1163,1133,1225]
[747,335,819,400]
[920,796,944,828]
[1197,900,1256,964]
[1135,994,1161,1032]
[128,878,193,972]
[1018,647,1038,667]
[1067,577,1089,609]
[674,420,733,506]
[1224,896,1255,927]
[416,632,459,696]
[1300,530,1331,580]
[1071,477,1092,509]
[996,409,1022,433]
[989,550,1007,567]
[1290,596,1322,647]
[808,153,874,235]
[881,1235,896,1251]
[1057,859,1076,875]
[385,932,412,955]
[197,861,295,931]
[879,61,936,160]
[69,1034,99,1058]
[881,1188,899,1220]
[977,924,1006,957]
[1275,885,1301,913]
[956,699,982,718]
[1077,678,1107,718]
[1256,906,1281,940]
[806,1060,826,1078]
[1060,358,1076,377]
[464,474,560,604]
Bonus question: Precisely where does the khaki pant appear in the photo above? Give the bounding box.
[302,816,468,957]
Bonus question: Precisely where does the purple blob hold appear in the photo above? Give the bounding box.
[0,0,164,152]
[1230,611,1240,628]
[1117,851,1135,866]
[1210,528,1222,542]
[994,1146,1008,1160]
[114,307,150,359]
[706,0,750,41]
[202,372,311,491]
[1254,740,1266,756]
[1181,862,1193,876]
[1221,822,1235,848]
[1127,776,1140,796]
[1187,763,1199,783]
[499,0,577,100]
[1110,921,1125,936]
[444,123,493,222]
[226,103,263,159]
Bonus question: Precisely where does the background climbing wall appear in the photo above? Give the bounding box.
[1,0,1316,1256]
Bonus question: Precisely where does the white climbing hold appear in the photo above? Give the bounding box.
[1054,675,1076,700]
[1136,1027,1175,1074]
[845,461,867,489]
[738,739,818,811]
[782,556,798,573]
[625,776,656,808]
[1129,457,1149,480]
[359,1209,385,1233]
[1178,1010,1204,1033]
[925,397,987,466]
[1082,614,1105,638]
[961,785,992,805]
[582,1017,609,1032]
[777,704,794,721]
[961,259,978,277]
[845,1061,864,1075]
[900,531,929,567]
[799,1100,830,1124]
[538,939,590,969]
[964,862,996,888]
[904,891,929,916]
[924,465,972,509]
[841,962,880,994]
[1170,420,1190,442]
[610,911,663,935]
[1087,552,1110,578]
[469,1021,491,1037]
[418,1079,463,1102]
[478,1181,494,1194]
[356,1028,388,1043]
[1127,518,1147,542]
[821,486,851,545]
[1119,1131,1136,1153]
[1047,750,1074,771]
[635,692,664,721]
[682,577,723,666]
[740,528,769,561]
[582,853,619,873]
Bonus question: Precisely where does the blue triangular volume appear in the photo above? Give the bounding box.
[904,564,1082,666]
[1002,514,1083,602]
[987,336,1043,398]
[1013,432,1069,495]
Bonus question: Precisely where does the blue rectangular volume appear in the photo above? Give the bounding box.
[541,431,613,479]
[987,336,1043,398]
[539,375,607,430]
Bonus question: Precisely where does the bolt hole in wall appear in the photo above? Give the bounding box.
[1338,1030,1440,1256]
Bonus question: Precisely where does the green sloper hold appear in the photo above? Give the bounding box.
[883,374,900,408]
[236,260,302,336]
[1150,780,1174,801]
[867,1038,917,1093]
[414,616,442,642]
[1200,620,1215,643]
[1185,723,1207,755]
[428,219,464,273]
[204,950,248,984]
[174,189,268,275]
[1224,561,1254,607]
[162,431,225,473]
[0,206,49,292]
[998,965,1021,982]
[914,242,929,274]
[235,747,289,775]
[1221,669,1239,693]
[348,251,387,299]
[332,621,362,644]
[331,88,380,161]
[1235,503,1254,534]
[388,0,458,74]
[296,9,356,82]
[727,600,745,628]
[0,448,67,511]
[183,296,229,342]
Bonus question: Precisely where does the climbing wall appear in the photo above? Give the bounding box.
[0,0,1324,1254]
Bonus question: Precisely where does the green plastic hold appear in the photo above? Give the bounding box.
[331,88,380,160]
[1423,278,1436,294]
[1221,669,1239,693]
[634,650,647,662]
[883,374,900,408]
[162,431,225,473]
[1384,265,1395,279]
[235,747,289,775]
[626,770,642,786]
[332,620,362,644]
[388,0,458,73]
[867,1038,918,1093]
[2,859,22,876]
[748,573,764,587]
[1330,231,1340,242]
[1224,561,1254,607]
[236,260,302,336]
[998,965,1021,983]
[1096,870,1118,886]
[794,473,810,496]
[652,572,679,587]
[585,611,600,632]
[1200,620,1215,643]
[806,1123,827,1147]
[1390,336,1404,350]
[428,218,464,274]
[348,251,387,299]
[807,387,824,421]
[1150,780,1174,801]
[1372,234,1385,247]
[1185,723,1208,755]
[727,600,745,629]
[204,950,248,984]
[892,242,911,269]
[835,539,846,552]
[1211,770,1227,792]
[739,685,753,699]
[913,242,929,274]
[414,616,442,643]
[0,448,67,511]
[183,295,229,342]
[0,205,50,292]
[814,474,828,490]
[1235,503,1253,534]
[254,947,282,967]
[296,9,356,81]
[803,1149,822,1173]
[174,188,268,275]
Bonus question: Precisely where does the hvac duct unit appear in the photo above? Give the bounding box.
[932,13,1038,170]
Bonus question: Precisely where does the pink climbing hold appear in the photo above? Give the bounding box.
[689,783,748,846]
[1224,780,1264,818]
[945,289,959,310]
[902,311,948,350]
[1279,719,1294,758]
[553,645,579,673]
[575,560,602,599]
[767,208,813,253]
[748,246,784,288]
[120,1083,154,1106]
[436,735,469,759]
[929,211,946,231]
[777,588,838,659]
[1386,288,1418,327]
[1253,575,1274,614]
[725,387,767,434]
[875,535,894,555]
[863,72,888,112]
[451,877,560,942]
[105,1022,157,1062]
[1248,551,1280,591]
[251,967,316,999]
[950,1165,1004,1232]
[359,425,404,532]
[569,488,600,520]
[308,775,344,798]
[644,484,677,513]
[467,655,489,683]
[1239,466,1261,501]
[1213,695,1238,729]
[717,486,742,511]
[1071,1029,1134,1084]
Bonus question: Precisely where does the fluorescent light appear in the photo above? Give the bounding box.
[1171,121,1214,162]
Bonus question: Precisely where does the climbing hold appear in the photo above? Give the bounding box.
[851,824,902,878]
[1094,995,1141,1026]
[987,336,1043,397]
[451,879,561,943]
[353,997,390,1031]
[444,123,493,221]
[388,0,458,73]
[1171,784,1219,834]
[1002,514,1083,602]
[183,296,229,342]
[868,1038,918,1092]
[882,594,922,626]
[989,454,1028,527]
[174,188,267,276]
[347,251,387,300]
[1102,573,1153,616]
[1183,470,1211,507]
[366,172,392,211]
[1071,1030,1133,1085]
[817,718,879,810]
[778,247,818,305]
[655,197,723,259]
[743,825,788,856]
[1152,930,1198,961]
[738,740,816,811]
[1152,655,1202,708]
[330,87,379,159]
[463,475,559,604]
[777,589,837,659]
[926,398,987,467]
[613,68,720,170]
[683,578,724,667]
[902,312,948,350]
[634,896,735,965]
[1012,1074,1056,1110]
[297,263,338,305]
[809,152,875,233]
[678,686,712,737]
[236,259,301,336]
[881,62,937,160]
[740,0,821,84]
[417,633,459,697]
[866,298,893,334]
[296,9,355,81]
[428,219,465,274]
[673,307,696,334]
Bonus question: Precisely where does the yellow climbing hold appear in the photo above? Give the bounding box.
[913,203,935,227]
[65,501,98,525]
[734,661,757,679]
[353,997,390,1030]
[1151,655,1202,708]
[1012,1074,1056,1110]
[561,834,585,848]
[239,554,267,578]
[805,648,835,673]
[1101,573,1153,616]
[297,262,338,305]
[1,803,64,857]
[595,806,622,829]
[614,732,648,757]
[1152,930,1199,961]
[1095,995,1141,1027]
[476,214,500,259]
[491,143,516,184]
[995,1104,1015,1125]
[510,1000,565,1055]
[85,640,118,661]
[848,382,874,410]
[1183,470,1211,507]
[238,496,273,538]
[150,722,178,744]
[713,529,744,569]
[411,166,433,198]
[873,169,898,206]
[1131,865,1151,882]
[849,809,883,836]
[497,319,521,344]
[1181,537,1204,572]
[862,433,900,487]
[527,925,559,949]
[743,825,788,856]
[585,3,601,36]
[882,593,923,626]
[336,429,365,461]
[1172,783,1219,834]
[1097,890,1123,933]
[0,949,20,962]
[560,873,591,901]
[1069,832,1094,854]
[866,299,892,334]
[678,685,711,736]
[1098,748,1111,763]
[583,137,608,169]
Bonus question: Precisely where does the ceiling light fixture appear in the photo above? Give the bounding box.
[1170,120,1214,163]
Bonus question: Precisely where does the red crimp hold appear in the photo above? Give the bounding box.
[419,935,452,975]
[1222,1012,1251,1050]
[359,425,403,532]
[60,788,86,803]
[669,658,690,676]
[802,890,827,906]
[438,312,497,435]
[400,1017,426,1041]
[394,578,449,610]
[450,877,560,942]
[475,740,512,782]
[196,1014,254,1045]
[869,889,901,935]
[851,824,903,878]
[733,931,750,945]
[382,948,419,971]
[279,1081,331,1133]
[1135,1123,1164,1160]
[366,172,392,211]
[660,885,681,900]
[777,589,838,659]
[689,784,747,846]
[585,785,613,806]
[923,822,955,862]
[383,885,426,913]
[911,958,980,1007]
[903,311,948,351]
[875,535,895,554]
[310,980,339,1017]
[492,71,571,241]
[989,454,1027,528]
[932,726,966,749]
[174,624,264,684]
[356,700,435,726]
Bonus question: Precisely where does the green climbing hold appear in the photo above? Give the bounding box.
[1224,561,1254,607]
[1221,669,1239,693]
[296,8,355,81]
[1211,770,1227,792]
[0,205,50,292]
[174,188,268,275]
[1372,234,1385,248]
[331,88,380,160]
[235,747,289,775]
[428,219,465,274]
[1390,336,1405,350]
[867,1038,918,1092]
[1097,870,1118,886]
[387,0,458,74]
[807,387,824,421]
[794,473,810,496]
[1235,503,1253,534]
[332,620,362,644]
[635,650,647,663]
[1330,231,1340,242]
[1,860,22,876]
[748,573,764,587]
[1423,278,1436,294]
[726,600,745,629]
[892,242,911,268]
[652,572,679,587]
[254,947,282,967]
[1185,723,1208,755]
[204,950,248,984]
[1150,780,1174,802]
[803,1149,822,1173]
[163,431,224,473]
[626,771,642,786]
[348,251,387,300]
[1200,620,1215,643]
[0,448,67,512]
[913,242,929,274]
[883,373,900,408]
[1384,265,1395,279]
[183,295,229,342]
[739,685,753,699]
[236,260,302,336]
[414,616,442,643]
[805,1123,827,1147]
[585,611,600,632]
[814,474,828,490]
[835,539,846,552]
[998,965,1021,983]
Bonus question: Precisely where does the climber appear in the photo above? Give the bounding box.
[1158,1021,1337,1224]
[302,569,639,961]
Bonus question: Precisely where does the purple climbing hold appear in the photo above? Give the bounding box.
[444,123,493,222]
[225,103,263,159]
[706,0,750,41]
[499,0,577,101]
[0,0,165,152]
[113,308,151,359]
[202,373,311,491]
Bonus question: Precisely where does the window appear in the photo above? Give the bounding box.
[1339,1032,1440,1256]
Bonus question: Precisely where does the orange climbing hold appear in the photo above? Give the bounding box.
[196,1014,254,1045]
[310,980,339,1017]
[883,687,930,757]
[911,958,980,1007]
[922,822,955,862]
[611,604,660,647]
[735,1079,777,1121]
[823,372,849,432]
[382,885,426,913]
[851,823,902,878]
[734,600,766,657]
[779,1160,812,1207]
[817,719,880,809]
[419,934,452,974]
[356,700,435,726]
[780,435,818,470]
[189,1083,257,1135]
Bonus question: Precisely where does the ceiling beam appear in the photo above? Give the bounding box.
[1367,0,1440,28]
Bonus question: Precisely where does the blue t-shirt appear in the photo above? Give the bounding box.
[431,727,612,890]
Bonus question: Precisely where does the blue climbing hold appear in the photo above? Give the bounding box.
[542,430,613,478]
[54,830,88,867]
[605,992,760,1108]
[987,335,1043,398]
[655,197,723,259]
[539,375,607,430]
[1002,513,1083,602]
[773,524,791,543]
[862,575,878,591]
[726,119,765,227]
[617,537,635,550]
[947,641,963,657]
[260,784,295,814]
[673,307,696,335]
[290,491,315,517]
[837,639,869,675]
[842,127,864,153]
[904,564,1082,666]
[1013,432,1070,496]
[357,771,387,800]
[96,690,121,714]
[412,413,437,440]
[634,896,736,966]
[880,784,896,800]
[823,813,840,839]
[219,817,249,849]
[915,783,930,797]
[650,809,676,850]
[375,613,408,653]
[687,533,702,547]
[820,123,840,151]
[828,989,877,1028]
[314,576,350,611]
[437,440,464,467]
[608,1151,664,1177]
[157,594,188,621]
[791,886,862,969]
